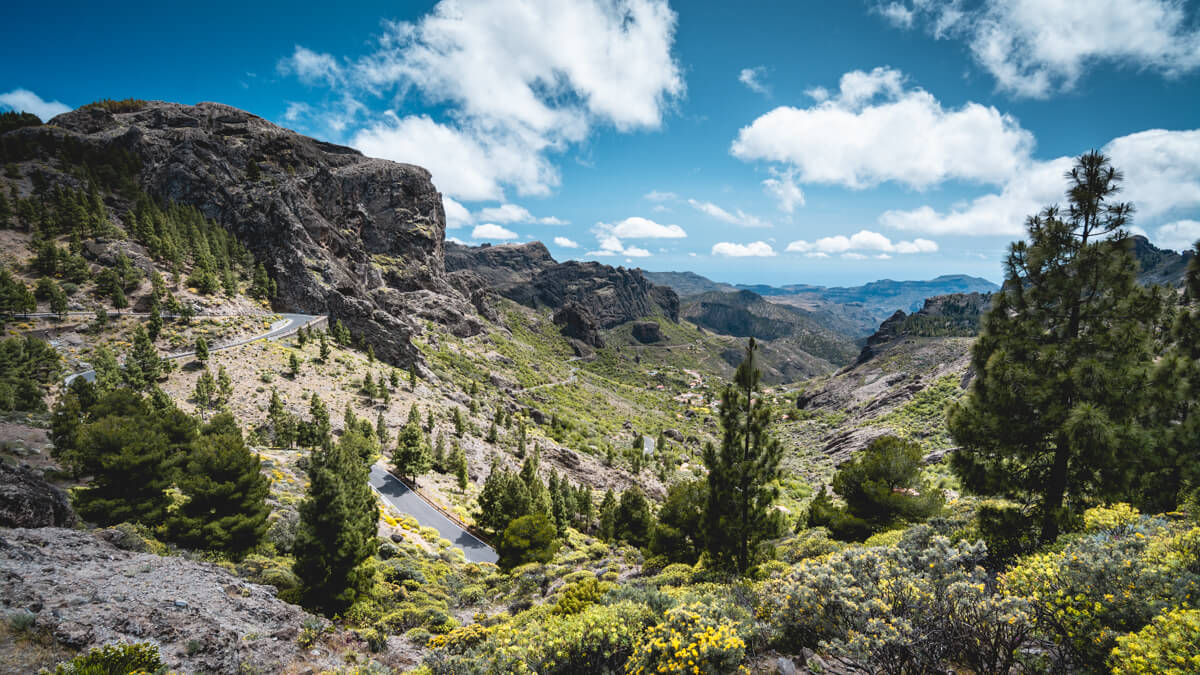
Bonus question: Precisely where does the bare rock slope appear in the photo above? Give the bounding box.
[0,527,328,674]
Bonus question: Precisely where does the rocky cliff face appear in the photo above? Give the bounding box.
[445,241,679,329]
[29,101,483,364]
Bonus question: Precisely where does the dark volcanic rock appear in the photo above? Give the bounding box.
[446,242,678,327]
[34,101,484,364]
[1131,234,1193,288]
[553,303,604,348]
[0,462,75,528]
[631,321,664,344]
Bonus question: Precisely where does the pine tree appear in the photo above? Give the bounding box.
[453,407,465,436]
[319,332,330,361]
[167,413,270,558]
[432,432,446,472]
[393,414,431,484]
[216,365,232,405]
[91,344,121,394]
[453,442,469,491]
[268,388,296,448]
[375,411,389,446]
[497,513,559,571]
[476,461,533,536]
[301,393,331,447]
[362,371,374,398]
[194,368,215,409]
[389,369,400,388]
[408,364,417,391]
[123,324,162,391]
[598,488,618,542]
[343,402,357,434]
[367,344,375,363]
[147,301,163,341]
[703,337,782,574]
[293,435,377,615]
[289,352,301,377]
[1145,243,1200,510]
[487,420,498,443]
[947,152,1161,543]
[576,485,594,534]
[194,335,209,364]
[615,486,653,548]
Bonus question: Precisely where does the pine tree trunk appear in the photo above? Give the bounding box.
[1041,442,1069,542]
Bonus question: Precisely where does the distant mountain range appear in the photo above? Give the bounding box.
[644,271,1000,338]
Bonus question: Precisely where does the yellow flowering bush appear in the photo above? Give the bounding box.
[1110,607,1200,674]
[1001,517,1200,671]
[1083,503,1141,533]
[624,604,748,674]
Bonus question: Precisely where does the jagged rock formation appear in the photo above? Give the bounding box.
[855,292,990,365]
[19,100,484,364]
[445,242,679,337]
[1131,234,1193,288]
[0,462,75,528]
[0,527,329,674]
[553,303,605,348]
[630,321,664,344]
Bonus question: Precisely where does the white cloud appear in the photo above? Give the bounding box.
[688,199,772,228]
[786,229,938,254]
[890,0,1200,98]
[644,190,678,201]
[875,2,914,29]
[282,101,311,123]
[288,0,684,200]
[588,234,652,257]
[842,252,869,260]
[738,66,770,95]
[712,241,776,257]
[876,253,893,259]
[443,197,473,230]
[881,128,1200,236]
[762,169,805,213]
[447,236,467,245]
[731,67,1034,190]
[1155,220,1200,251]
[278,46,345,86]
[472,223,520,241]
[0,89,71,120]
[474,203,568,225]
[553,236,580,248]
[605,216,686,239]
[476,204,534,224]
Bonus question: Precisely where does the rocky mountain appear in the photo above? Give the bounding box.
[680,290,859,367]
[1131,234,1193,288]
[446,241,679,346]
[641,270,736,296]
[8,100,483,365]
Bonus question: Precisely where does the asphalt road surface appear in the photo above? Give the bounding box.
[64,313,316,384]
[369,463,498,564]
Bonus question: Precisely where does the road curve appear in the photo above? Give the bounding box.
[369,463,498,564]
[64,313,317,385]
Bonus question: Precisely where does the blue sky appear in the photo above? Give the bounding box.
[3,0,1199,286]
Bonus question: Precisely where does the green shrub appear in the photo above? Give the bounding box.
[551,577,613,616]
[1001,518,1200,670]
[778,528,844,563]
[1083,502,1141,533]
[1110,607,1200,674]
[297,617,325,648]
[43,642,167,675]
[7,609,36,632]
[625,603,747,674]
[649,563,694,587]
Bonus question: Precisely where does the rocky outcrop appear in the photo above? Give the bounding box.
[631,321,664,344]
[0,527,332,674]
[27,101,483,364]
[855,293,989,365]
[0,462,75,528]
[446,242,679,327]
[553,303,604,348]
[1131,234,1193,288]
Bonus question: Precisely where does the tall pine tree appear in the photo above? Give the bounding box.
[293,434,377,615]
[703,337,782,574]
[948,152,1161,543]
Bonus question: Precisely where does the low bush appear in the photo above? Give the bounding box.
[43,641,166,675]
[625,603,747,674]
[1109,607,1200,674]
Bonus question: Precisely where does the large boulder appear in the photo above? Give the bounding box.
[0,462,75,528]
[553,303,604,348]
[631,321,664,344]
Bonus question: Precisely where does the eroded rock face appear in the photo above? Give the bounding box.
[553,303,605,348]
[0,528,319,674]
[446,242,679,327]
[0,462,75,528]
[37,101,484,364]
[631,321,664,344]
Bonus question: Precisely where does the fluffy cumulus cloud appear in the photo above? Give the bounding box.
[0,89,71,121]
[883,0,1200,98]
[881,128,1200,237]
[472,203,566,225]
[587,216,684,257]
[1154,220,1200,251]
[688,199,772,228]
[738,66,770,95]
[785,229,938,254]
[712,241,776,257]
[442,197,473,230]
[282,0,684,201]
[471,223,519,241]
[731,67,1034,190]
[553,236,580,248]
[762,169,805,214]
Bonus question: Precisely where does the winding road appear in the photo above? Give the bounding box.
[52,310,500,563]
[369,463,498,564]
